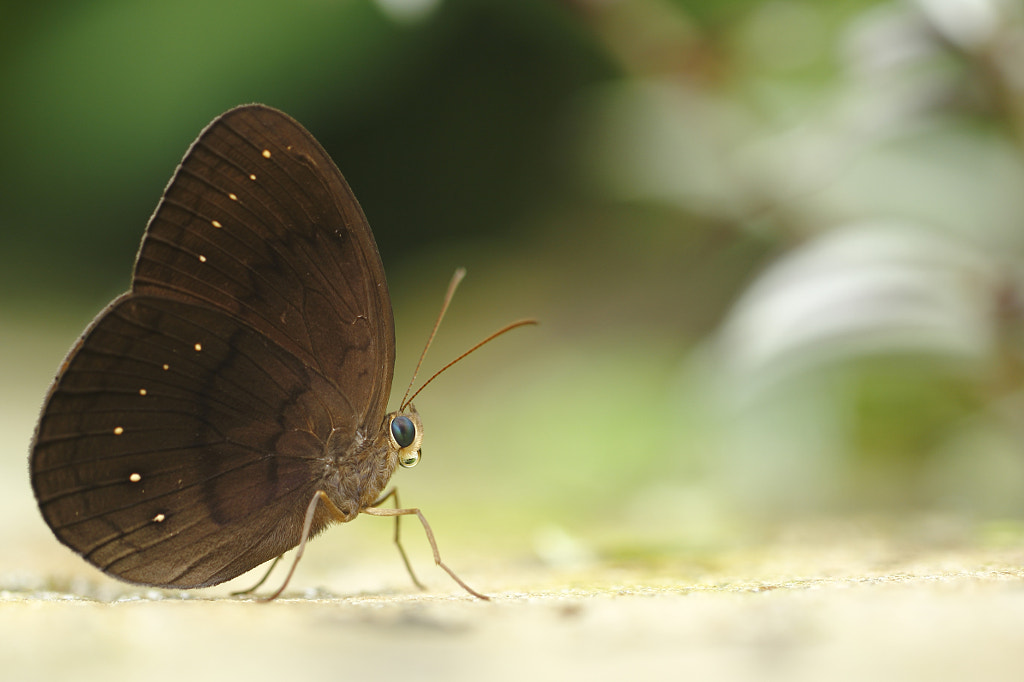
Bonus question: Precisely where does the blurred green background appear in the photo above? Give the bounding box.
[4,0,1024,592]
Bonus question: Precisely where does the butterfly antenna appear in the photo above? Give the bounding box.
[402,319,538,408]
[400,268,467,409]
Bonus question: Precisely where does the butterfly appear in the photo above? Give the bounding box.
[29,104,527,599]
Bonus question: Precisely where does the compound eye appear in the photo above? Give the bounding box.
[391,415,416,448]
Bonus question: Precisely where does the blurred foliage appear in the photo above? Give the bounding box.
[0,0,614,307]
[5,0,1024,570]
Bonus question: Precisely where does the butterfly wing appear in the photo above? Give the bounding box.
[30,105,394,588]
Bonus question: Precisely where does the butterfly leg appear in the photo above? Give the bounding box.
[230,555,283,596]
[370,487,425,591]
[256,490,347,602]
[361,504,490,600]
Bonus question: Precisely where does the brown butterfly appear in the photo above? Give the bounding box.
[30,104,531,599]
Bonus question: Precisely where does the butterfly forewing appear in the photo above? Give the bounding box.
[30,105,395,588]
[134,105,394,418]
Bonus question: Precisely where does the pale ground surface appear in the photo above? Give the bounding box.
[5,534,1024,682]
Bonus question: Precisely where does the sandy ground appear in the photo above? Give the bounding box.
[5,538,1024,682]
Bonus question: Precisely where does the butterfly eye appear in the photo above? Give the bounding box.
[391,415,416,448]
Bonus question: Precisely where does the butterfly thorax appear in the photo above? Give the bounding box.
[321,406,422,521]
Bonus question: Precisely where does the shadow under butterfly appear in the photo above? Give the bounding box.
[30,104,533,600]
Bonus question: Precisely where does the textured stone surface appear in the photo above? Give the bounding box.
[6,541,1024,682]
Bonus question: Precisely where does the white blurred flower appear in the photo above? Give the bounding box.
[374,0,441,23]
[716,222,998,399]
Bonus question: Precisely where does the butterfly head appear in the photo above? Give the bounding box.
[388,405,423,468]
